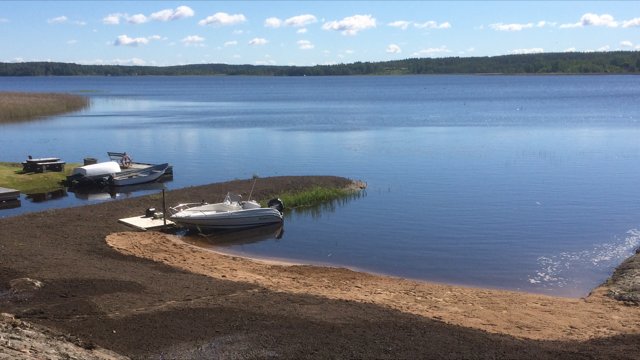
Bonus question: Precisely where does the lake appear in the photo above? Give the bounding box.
[1,75,639,297]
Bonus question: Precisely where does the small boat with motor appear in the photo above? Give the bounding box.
[169,192,284,232]
[66,152,172,188]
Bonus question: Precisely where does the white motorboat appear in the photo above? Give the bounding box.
[70,161,121,179]
[108,163,170,187]
[169,192,284,232]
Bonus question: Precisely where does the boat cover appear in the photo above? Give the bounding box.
[71,161,121,177]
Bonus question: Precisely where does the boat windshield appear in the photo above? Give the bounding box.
[224,192,243,204]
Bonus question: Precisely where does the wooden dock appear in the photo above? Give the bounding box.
[0,187,20,202]
[119,214,174,231]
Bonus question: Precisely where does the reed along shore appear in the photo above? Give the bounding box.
[0,92,88,123]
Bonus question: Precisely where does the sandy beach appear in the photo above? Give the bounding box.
[1,176,639,359]
[107,231,640,343]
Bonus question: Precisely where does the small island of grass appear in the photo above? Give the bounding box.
[0,92,89,123]
[260,181,367,209]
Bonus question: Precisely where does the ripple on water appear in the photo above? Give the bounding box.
[528,229,640,295]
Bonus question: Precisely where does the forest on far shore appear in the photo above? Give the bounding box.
[1,51,639,76]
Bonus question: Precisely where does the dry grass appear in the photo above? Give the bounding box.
[0,92,89,123]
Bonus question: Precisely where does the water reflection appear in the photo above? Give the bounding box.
[286,190,366,219]
[67,176,172,200]
[25,188,67,203]
[181,223,285,249]
[0,199,21,210]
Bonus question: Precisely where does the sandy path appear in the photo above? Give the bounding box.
[107,231,640,342]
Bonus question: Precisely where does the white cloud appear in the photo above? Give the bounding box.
[412,46,451,57]
[620,40,633,48]
[511,48,544,54]
[565,47,577,52]
[536,21,555,28]
[47,16,68,24]
[255,59,276,66]
[388,20,410,30]
[103,13,122,25]
[284,14,317,27]
[297,28,308,34]
[114,35,148,46]
[113,34,162,46]
[174,6,195,20]
[47,16,86,26]
[248,38,268,46]
[560,13,618,28]
[265,17,282,28]
[297,40,314,50]
[151,6,194,21]
[267,14,317,30]
[386,44,402,54]
[224,40,238,47]
[597,45,610,51]
[104,6,194,25]
[581,13,618,27]
[81,57,148,66]
[414,21,451,29]
[322,14,376,36]
[182,35,205,46]
[127,14,148,24]
[623,17,640,28]
[490,22,533,31]
[198,12,246,26]
[131,58,148,65]
[85,58,147,66]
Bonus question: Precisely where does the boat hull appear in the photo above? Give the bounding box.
[67,162,171,188]
[109,163,169,187]
[170,207,283,231]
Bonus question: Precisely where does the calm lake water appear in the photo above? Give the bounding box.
[1,75,640,297]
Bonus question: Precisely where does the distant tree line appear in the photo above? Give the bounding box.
[1,51,639,76]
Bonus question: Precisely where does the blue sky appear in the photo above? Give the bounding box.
[1,1,639,66]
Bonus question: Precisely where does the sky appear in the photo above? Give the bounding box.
[1,1,639,67]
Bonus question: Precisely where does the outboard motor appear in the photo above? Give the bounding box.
[267,198,284,213]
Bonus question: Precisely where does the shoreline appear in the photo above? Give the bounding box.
[1,175,639,358]
[107,230,640,342]
[181,241,569,298]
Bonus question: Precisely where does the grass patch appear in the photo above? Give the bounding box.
[0,92,89,123]
[260,185,359,210]
[0,162,80,193]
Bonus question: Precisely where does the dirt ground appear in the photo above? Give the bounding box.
[1,176,639,359]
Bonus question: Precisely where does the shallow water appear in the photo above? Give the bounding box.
[1,75,639,297]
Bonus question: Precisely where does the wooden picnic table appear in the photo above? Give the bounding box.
[22,157,65,173]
